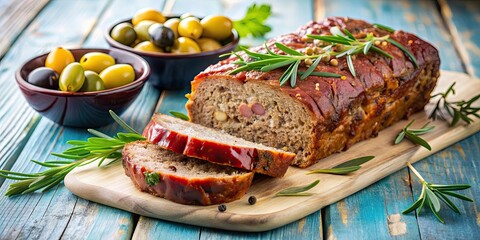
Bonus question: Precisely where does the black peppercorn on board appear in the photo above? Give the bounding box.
[65,71,480,232]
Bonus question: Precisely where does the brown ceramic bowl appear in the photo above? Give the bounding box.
[16,48,150,128]
[105,18,239,89]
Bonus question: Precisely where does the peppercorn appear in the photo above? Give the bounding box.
[305,47,314,55]
[304,58,313,66]
[218,204,227,212]
[248,196,257,205]
[329,59,338,66]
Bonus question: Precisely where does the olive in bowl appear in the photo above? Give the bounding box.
[105,17,239,90]
[16,48,150,128]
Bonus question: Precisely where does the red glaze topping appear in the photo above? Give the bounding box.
[191,17,440,129]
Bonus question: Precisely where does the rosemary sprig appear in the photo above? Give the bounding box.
[307,156,375,175]
[307,27,392,77]
[169,111,189,121]
[395,120,435,150]
[373,23,395,33]
[429,82,480,126]
[275,180,320,196]
[226,42,341,87]
[232,3,272,38]
[403,162,473,223]
[0,111,145,197]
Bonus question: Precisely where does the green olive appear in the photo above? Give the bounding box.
[80,71,105,92]
[45,47,75,74]
[200,15,232,41]
[80,52,115,73]
[132,8,166,26]
[178,17,203,39]
[111,22,137,45]
[133,41,165,53]
[134,20,156,41]
[99,64,135,89]
[196,38,222,52]
[180,13,194,20]
[172,37,201,54]
[164,18,180,39]
[59,62,85,92]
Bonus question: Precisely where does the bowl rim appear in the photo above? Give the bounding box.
[15,48,151,97]
[104,17,240,59]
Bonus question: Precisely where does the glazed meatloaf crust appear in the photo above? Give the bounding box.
[122,141,255,205]
[186,17,440,167]
[143,114,295,177]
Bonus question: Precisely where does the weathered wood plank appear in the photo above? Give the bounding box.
[439,0,480,77]
[0,0,161,239]
[321,0,480,239]
[0,0,50,58]
[410,136,480,238]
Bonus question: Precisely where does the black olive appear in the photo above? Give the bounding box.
[248,196,256,205]
[218,204,227,212]
[148,23,175,48]
[27,67,59,89]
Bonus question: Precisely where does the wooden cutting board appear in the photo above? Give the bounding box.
[65,70,480,232]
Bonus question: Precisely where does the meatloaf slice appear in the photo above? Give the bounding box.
[143,113,295,177]
[186,17,441,167]
[122,141,254,205]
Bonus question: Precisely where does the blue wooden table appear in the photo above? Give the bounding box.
[0,0,479,239]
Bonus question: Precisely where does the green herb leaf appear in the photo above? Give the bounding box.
[386,38,418,68]
[333,156,375,168]
[232,3,272,38]
[402,162,473,223]
[307,166,361,175]
[169,111,189,121]
[429,82,480,126]
[373,23,395,33]
[275,180,320,196]
[144,172,160,186]
[308,156,374,175]
[109,110,140,135]
[395,120,434,150]
[275,42,303,56]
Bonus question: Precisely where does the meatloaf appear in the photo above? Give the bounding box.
[122,141,254,205]
[186,17,440,167]
[143,114,295,177]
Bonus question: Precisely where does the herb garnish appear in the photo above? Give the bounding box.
[395,120,435,150]
[373,23,395,33]
[233,3,272,38]
[307,26,393,77]
[307,156,375,175]
[144,172,160,186]
[169,111,189,121]
[403,162,473,223]
[225,42,341,87]
[275,180,320,196]
[227,24,417,88]
[429,82,480,126]
[0,111,145,197]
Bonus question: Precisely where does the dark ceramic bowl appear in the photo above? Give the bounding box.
[105,18,239,89]
[16,48,150,128]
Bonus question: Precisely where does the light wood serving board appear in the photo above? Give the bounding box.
[65,71,480,232]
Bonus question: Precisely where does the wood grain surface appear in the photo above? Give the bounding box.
[65,71,479,232]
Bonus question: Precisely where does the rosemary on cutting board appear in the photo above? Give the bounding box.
[395,120,435,150]
[0,111,144,197]
[226,24,418,88]
[275,180,320,197]
[403,162,473,223]
[308,156,375,175]
[429,82,480,126]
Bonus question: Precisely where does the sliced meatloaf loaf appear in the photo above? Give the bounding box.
[143,114,295,177]
[122,141,255,205]
[186,17,440,167]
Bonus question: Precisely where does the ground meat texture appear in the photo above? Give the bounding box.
[186,17,440,167]
[122,141,255,205]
